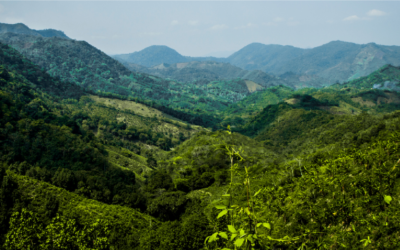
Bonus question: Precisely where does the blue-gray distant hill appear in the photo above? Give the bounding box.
[0,22,70,39]
[115,41,400,85]
[228,41,400,83]
[112,45,226,67]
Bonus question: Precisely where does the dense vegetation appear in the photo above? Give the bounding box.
[0,34,277,129]
[1,28,400,249]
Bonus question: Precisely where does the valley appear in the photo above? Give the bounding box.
[0,21,400,250]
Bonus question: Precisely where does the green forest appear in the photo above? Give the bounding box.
[1,30,400,250]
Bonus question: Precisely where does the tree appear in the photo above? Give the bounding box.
[4,209,43,250]
[52,168,77,191]
[146,152,157,169]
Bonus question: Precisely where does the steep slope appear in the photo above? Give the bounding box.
[0,41,204,171]
[0,59,213,249]
[0,33,262,129]
[0,22,70,39]
[0,32,136,96]
[0,42,84,99]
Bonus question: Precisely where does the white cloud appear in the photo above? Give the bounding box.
[171,20,179,26]
[367,9,386,17]
[343,15,360,21]
[209,24,227,30]
[188,20,199,26]
[235,22,256,29]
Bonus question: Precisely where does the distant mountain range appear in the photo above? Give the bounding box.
[113,41,400,85]
[0,22,70,39]
[233,41,400,84]
[4,21,397,91]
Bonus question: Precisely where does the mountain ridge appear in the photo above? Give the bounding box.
[114,41,400,86]
[0,22,70,39]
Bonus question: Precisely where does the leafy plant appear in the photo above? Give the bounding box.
[205,126,298,249]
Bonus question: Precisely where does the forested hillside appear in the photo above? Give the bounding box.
[0,34,274,129]
[1,24,400,250]
[221,65,400,128]
[0,45,217,249]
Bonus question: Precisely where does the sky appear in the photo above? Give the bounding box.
[0,1,399,57]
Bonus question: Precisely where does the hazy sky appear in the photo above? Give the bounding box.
[0,1,399,57]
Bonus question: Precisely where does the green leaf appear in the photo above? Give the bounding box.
[263,223,271,229]
[217,210,228,219]
[231,233,237,241]
[256,223,262,228]
[219,232,228,240]
[247,234,254,243]
[235,238,245,247]
[228,225,237,233]
[209,232,219,242]
[384,195,392,204]
[222,194,231,197]
[254,188,262,197]
[216,205,227,210]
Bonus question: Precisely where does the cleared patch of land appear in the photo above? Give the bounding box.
[244,80,264,93]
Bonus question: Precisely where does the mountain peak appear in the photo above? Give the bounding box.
[113,45,188,67]
[140,45,182,55]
